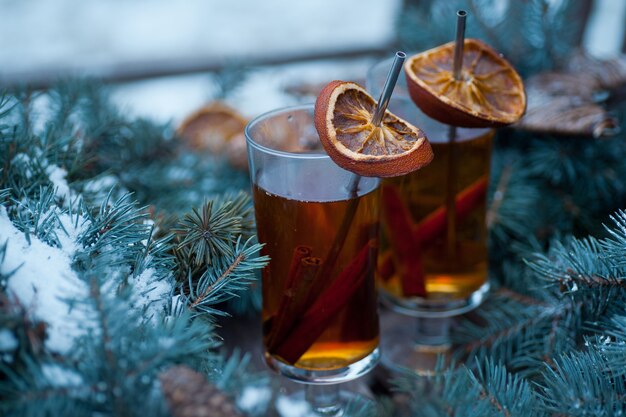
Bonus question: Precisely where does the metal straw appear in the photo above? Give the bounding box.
[371,51,406,127]
[453,10,467,80]
[446,10,467,258]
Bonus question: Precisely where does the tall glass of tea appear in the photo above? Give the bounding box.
[367,57,493,373]
[246,104,380,415]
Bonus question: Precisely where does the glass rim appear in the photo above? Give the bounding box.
[244,103,330,160]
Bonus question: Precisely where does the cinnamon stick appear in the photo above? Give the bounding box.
[286,246,312,287]
[304,197,360,309]
[272,240,375,365]
[267,256,322,351]
[382,185,427,296]
[414,175,488,244]
[265,245,311,347]
[377,249,395,282]
[381,176,489,297]
[401,252,426,297]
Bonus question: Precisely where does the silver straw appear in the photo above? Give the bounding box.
[371,51,406,127]
[446,10,467,257]
[453,10,467,80]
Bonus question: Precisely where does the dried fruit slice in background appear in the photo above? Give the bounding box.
[404,38,526,128]
[177,102,248,153]
[515,72,619,138]
[314,80,433,178]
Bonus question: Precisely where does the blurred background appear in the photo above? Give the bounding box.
[1,2,626,415]
[1,0,624,124]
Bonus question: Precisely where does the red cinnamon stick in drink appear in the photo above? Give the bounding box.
[266,245,315,346]
[272,240,375,364]
[401,251,426,296]
[265,246,311,346]
[381,175,488,297]
[267,255,322,350]
[286,246,312,286]
[414,175,488,243]
[377,249,395,282]
[382,185,427,296]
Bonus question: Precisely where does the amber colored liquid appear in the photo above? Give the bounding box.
[378,128,493,301]
[254,184,379,370]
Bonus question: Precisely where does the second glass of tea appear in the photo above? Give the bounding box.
[367,57,493,372]
[246,104,380,415]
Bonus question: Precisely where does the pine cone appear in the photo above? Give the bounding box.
[159,365,242,417]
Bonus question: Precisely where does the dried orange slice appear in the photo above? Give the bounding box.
[314,81,433,178]
[177,101,248,153]
[404,39,526,128]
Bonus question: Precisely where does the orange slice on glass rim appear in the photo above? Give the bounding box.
[314,81,433,178]
[177,101,248,153]
[404,38,526,128]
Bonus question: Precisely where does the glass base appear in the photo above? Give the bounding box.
[379,313,453,376]
[380,281,490,318]
[266,347,380,385]
[275,390,374,417]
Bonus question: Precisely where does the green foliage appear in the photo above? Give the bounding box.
[394,358,543,417]
[180,236,268,318]
[0,84,268,417]
[398,0,587,76]
[391,2,626,414]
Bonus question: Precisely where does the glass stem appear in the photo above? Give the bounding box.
[410,317,452,375]
[415,316,451,346]
[305,383,342,416]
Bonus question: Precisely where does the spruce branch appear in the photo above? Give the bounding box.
[536,348,626,415]
[0,356,87,417]
[183,237,268,317]
[11,186,61,247]
[469,358,542,417]
[77,190,150,266]
[453,290,578,377]
[174,199,244,267]
[394,359,543,417]
[215,349,267,394]
[132,225,175,279]
[601,210,626,269]
[526,235,626,320]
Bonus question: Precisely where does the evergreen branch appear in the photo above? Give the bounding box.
[469,358,542,417]
[395,359,542,417]
[493,288,550,308]
[174,199,243,267]
[11,186,61,247]
[184,237,268,317]
[77,190,149,266]
[526,235,626,319]
[189,253,244,310]
[0,239,18,289]
[217,191,255,240]
[0,93,16,121]
[601,210,626,268]
[215,349,267,395]
[87,276,126,416]
[0,357,87,416]
[0,188,10,201]
[132,225,175,278]
[454,291,578,377]
[536,348,626,415]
